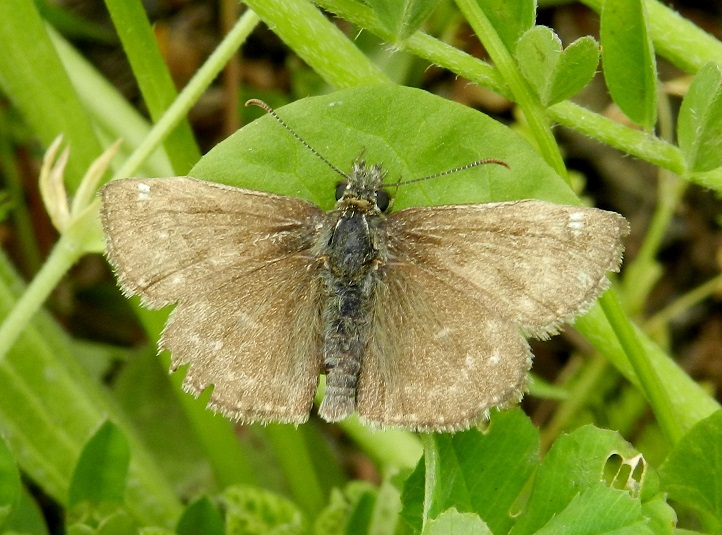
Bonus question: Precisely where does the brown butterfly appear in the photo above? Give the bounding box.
[99,100,629,432]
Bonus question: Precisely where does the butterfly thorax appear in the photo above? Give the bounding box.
[317,160,388,422]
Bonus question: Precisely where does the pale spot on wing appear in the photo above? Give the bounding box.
[568,211,586,237]
[236,311,258,329]
[157,230,169,240]
[434,327,451,340]
[170,275,184,285]
[518,297,539,315]
[137,182,151,201]
[211,340,223,351]
[464,354,475,368]
[577,271,593,286]
[490,349,502,365]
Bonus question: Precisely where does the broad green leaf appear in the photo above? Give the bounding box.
[367,0,441,42]
[510,425,673,534]
[677,62,722,173]
[600,0,658,129]
[424,509,492,535]
[400,409,538,534]
[177,497,224,535]
[517,26,599,105]
[222,485,306,535]
[474,0,536,53]
[0,435,20,529]
[659,409,722,533]
[68,420,131,506]
[193,85,578,209]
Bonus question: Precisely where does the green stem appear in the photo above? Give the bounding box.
[598,291,683,444]
[0,233,84,361]
[420,433,437,532]
[454,0,567,180]
[547,101,685,174]
[646,272,722,336]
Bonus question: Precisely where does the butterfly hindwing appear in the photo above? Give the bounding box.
[357,263,531,432]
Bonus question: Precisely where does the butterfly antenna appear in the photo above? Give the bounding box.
[246,99,350,180]
[395,158,510,187]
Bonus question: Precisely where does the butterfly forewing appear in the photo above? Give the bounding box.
[100,177,326,423]
[100,177,324,307]
[383,200,630,339]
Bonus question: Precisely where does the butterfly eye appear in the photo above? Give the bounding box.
[335,182,347,201]
[376,189,390,211]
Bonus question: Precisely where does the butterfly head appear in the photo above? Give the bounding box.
[334,159,391,214]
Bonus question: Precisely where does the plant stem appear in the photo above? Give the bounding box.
[599,291,684,444]
[455,0,567,180]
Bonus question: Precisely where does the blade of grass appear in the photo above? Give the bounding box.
[0,0,102,187]
[582,0,722,74]
[48,27,174,178]
[105,0,200,174]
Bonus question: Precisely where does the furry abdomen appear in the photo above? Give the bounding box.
[317,211,379,421]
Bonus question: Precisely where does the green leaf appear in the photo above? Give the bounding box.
[193,85,579,209]
[423,509,492,535]
[177,497,224,535]
[677,62,722,173]
[0,252,181,527]
[659,409,722,533]
[535,484,652,535]
[517,26,599,106]
[600,0,658,129]
[222,485,306,535]
[0,434,20,529]
[313,481,377,535]
[68,421,131,506]
[511,425,673,534]
[367,0,441,42]
[400,409,539,534]
[550,36,599,104]
[4,488,50,534]
[474,0,536,53]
